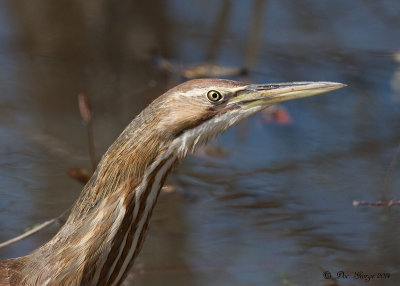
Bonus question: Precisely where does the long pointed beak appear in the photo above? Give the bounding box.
[230,82,346,109]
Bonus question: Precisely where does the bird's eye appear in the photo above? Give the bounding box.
[207,90,223,103]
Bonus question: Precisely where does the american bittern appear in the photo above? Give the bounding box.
[0,79,345,285]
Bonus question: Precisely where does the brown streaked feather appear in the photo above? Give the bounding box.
[0,258,27,286]
[95,191,136,286]
[117,159,179,286]
[108,156,177,286]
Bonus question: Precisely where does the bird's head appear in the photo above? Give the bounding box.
[70,78,345,215]
[150,79,345,156]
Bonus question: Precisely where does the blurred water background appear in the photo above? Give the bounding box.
[1,0,400,285]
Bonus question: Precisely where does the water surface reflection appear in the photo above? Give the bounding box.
[1,1,400,285]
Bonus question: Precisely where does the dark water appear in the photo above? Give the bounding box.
[1,1,400,285]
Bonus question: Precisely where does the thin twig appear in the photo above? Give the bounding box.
[87,119,96,171]
[78,92,97,171]
[353,200,400,207]
[0,208,70,249]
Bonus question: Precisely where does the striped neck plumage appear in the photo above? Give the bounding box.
[18,108,182,286]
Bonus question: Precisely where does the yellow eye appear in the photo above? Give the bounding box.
[207,90,223,103]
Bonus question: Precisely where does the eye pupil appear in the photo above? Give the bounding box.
[207,90,223,103]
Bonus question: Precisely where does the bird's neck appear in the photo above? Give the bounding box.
[20,116,181,285]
